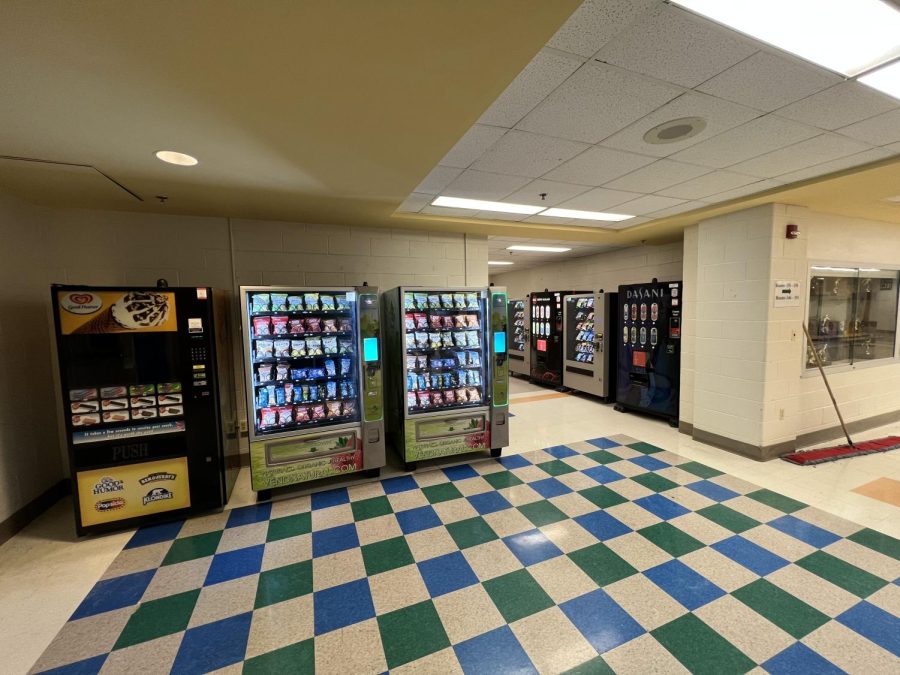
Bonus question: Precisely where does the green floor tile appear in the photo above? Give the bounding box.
[113,589,200,650]
[377,600,450,669]
[562,654,615,675]
[579,485,628,509]
[568,542,637,587]
[677,461,723,479]
[652,613,755,675]
[638,522,704,557]
[746,489,806,514]
[483,569,554,623]
[628,442,664,455]
[422,482,464,504]
[697,504,760,534]
[162,531,222,565]
[254,560,312,609]
[351,495,393,522]
[537,459,576,476]
[243,638,314,674]
[445,517,498,549]
[585,449,622,465]
[362,536,414,576]
[518,500,568,527]
[266,512,311,542]
[795,551,887,598]
[631,473,679,493]
[483,470,524,490]
[732,579,828,639]
[847,527,900,561]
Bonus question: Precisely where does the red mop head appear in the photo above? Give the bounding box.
[781,436,900,465]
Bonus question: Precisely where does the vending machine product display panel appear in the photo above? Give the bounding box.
[508,298,529,376]
[529,290,588,387]
[562,291,617,400]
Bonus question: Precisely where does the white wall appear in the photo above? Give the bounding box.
[680,226,698,426]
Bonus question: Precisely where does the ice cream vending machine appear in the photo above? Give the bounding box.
[240,287,385,492]
[51,285,240,536]
[562,291,618,400]
[382,287,509,469]
[508,298,529,377]
[615,280,682,425]
[530,289,588,387]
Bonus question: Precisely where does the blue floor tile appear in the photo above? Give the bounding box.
[454,626,537,675]
[171,611,251,674]
[312,523,359,557]
[497,454,531,469]
[71,569,155,619]
[561,589,645,654]
[381,475,418,494]
[443,464,479,481]
[418,551,478,597]
[37,654,108,675]
[124,520,184,549]
[585,437,618,450]
[837,601,900,657]
[630,455,669,472]
[311,487,349,510]
[574,511,632,541]
[395,505,441,534]
[762,643,846,674]
[582,465,626,485]
[768,514,841,549]
[544,444,578,459]
[634,494,690,521]
[712,535,790,576]
[225,503,272,529]
[503,529,563,566]
[467,491,512,515]
[314,578,375,635]
[529,477,572,499]
[685,480,739,503]
[644,559,725,610]
[204,545,264,586]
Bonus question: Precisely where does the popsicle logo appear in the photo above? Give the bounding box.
[94,497,126,512]
[60,292,103,315]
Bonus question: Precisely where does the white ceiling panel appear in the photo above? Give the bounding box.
[594,5,757,88]
[543,146,656,186]
[776,82,898,131]
[478,49,583,128]
[646,200,710,219]
[657,170,759,200]
[414,165,464,195]
[420,205,478,217]
[439,124,508,169]
[728,133,874,179]
[837,108,900,147]
[670,115,820,168]
[501,179,591,207]
[703,179,782,203]
[603,158,711,193]
[471,129,589,178]
[473,210,527,221]
[395,192,433,213]
[442,169,531,200]
[697,51,841,113]
[546,0,658,58]
[774,148,894,184]
[517,62,683,144]
[611,194,687,216]
[556,186,642,211]
[522,214,576,225]
[602,217,651,230]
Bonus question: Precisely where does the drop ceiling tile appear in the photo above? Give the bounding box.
[473,211,527,222]
[547,0,658,58]
[602,217,651,230]
[440,124,508,169]
[517,62,683,144]
[657,170,759,200]
[837,108,900,146]
[442,169,531,201]
[646,200,709,219]
[420,205,478,217]
[501,179,591,206]
[610,194,687,216]
[395,192,433,213]
[728,133,874,178]
[478,49,583,128]
[774,148,894,184]
[522,214,576,225]
[415,165,463,194]
[703,179,782,204]
[594,5,757,88]
[886,141,900,153]
[603,159,711,193]
[556,186,642,211]
[776,82,898,131]
[471,129,589,178]
[600,90,762,158]
[670,115,820,168]
[543,146,657,186]
[697,51,841,113]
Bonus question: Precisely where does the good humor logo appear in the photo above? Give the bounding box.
[92,476,124,495]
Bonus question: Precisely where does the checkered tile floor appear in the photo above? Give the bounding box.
[32,435,900,674]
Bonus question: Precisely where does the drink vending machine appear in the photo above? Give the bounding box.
[529,289,588,387]
[562,290,618,400]
[507,298,529,377]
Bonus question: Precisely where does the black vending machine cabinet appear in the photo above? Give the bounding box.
[51,285,240,535]
[615,280,682,425]
[529,290,587,387]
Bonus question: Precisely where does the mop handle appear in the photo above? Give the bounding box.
[802,322,854,448]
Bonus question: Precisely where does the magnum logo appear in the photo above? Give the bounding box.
[139,472,176,485]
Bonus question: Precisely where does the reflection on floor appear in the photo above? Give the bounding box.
[30,434,900,674]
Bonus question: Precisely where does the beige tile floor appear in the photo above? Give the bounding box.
[2,375,898,674]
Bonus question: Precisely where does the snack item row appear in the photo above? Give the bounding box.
[405,330,480,350]
[407,369,482,391]
[256,380,356,407]
[255,358,353,383]
[259,400,357,429]
[407,386,482,409]
[71,404,183,427]
[252,315,352,337]
[251,292,350,314]
[404,292,480,311]
[406,350,481,370]
[403,313,480,330]
[68,382,181,402]
[255,337,352,360]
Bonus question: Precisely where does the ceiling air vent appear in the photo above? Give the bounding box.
[643,117,707,145]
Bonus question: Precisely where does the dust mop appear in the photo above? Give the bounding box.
[780,324,900,466]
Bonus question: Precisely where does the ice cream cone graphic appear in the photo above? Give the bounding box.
[74,292,170,334]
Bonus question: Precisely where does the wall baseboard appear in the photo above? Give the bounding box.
[691,428,795,462]
[796,409,900,448]
[678,421,693,435]
[0,479,70,546]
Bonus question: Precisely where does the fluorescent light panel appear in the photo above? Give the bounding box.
[507,245,571,253]
[541,207,633,222]
[859,59,900,100]
[488,261,514,265]
[431,196,543,215]
[671,0,900,76]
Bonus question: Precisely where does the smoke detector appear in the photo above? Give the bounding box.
[643,117,707,145]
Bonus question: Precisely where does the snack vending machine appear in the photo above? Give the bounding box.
[383,287,509,469]
[508,298,529,377]
[562,291,618,400]
[529,289,588,386]
[240,287,385,492]
[615,280,682,425]
[51,285,240,536]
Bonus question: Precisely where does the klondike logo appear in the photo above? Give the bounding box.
[94,497,126,512]
[92,476,124,495]
[143,487,174,506]
[139,472,176,486]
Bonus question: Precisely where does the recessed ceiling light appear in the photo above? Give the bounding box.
[488,261,515,266]
[155,150,198,166]
[885,194,900,203]
[859,60,900,101]
[643,117,707,145]
[431,196,544,215]
[507,245,571,253]
[671,0,900,76]
[541,208,634,222]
